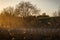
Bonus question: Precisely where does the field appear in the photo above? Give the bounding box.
[0,28,60,40]
[0,15,60,40]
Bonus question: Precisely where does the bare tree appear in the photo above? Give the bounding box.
[14,2,40,17]
[58,7,60,16]
[53,11,57,17]
[1,7,14,16]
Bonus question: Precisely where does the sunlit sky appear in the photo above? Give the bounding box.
[0,0,60,16]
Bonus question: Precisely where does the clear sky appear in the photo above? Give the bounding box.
[0,0,60,16]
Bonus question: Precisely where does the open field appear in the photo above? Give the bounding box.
[0,28,60,40]
[0,16,60,40]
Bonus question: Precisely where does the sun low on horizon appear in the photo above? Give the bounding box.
[0,0,60,16]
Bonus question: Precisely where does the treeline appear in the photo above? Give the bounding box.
[0,1,60,29]
[0,1,49,17]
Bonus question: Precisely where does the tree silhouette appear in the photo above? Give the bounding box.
[1,7,14,16]
[58,7,60,16]
[14,2,40,17]
[53,11,57,17]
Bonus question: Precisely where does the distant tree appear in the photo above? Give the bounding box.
[42,13,46,16]
[58,7,60,16]
[42,13,49,17]
[53,11,57,17]
[14,2,40,17]
[1,7,14,16]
